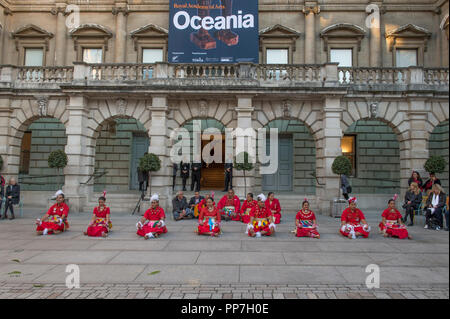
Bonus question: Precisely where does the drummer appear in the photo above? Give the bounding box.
[217,189,241,221]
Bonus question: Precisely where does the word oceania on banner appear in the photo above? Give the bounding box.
[173,10,255,31]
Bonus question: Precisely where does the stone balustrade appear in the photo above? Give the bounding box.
[0,63,448,90]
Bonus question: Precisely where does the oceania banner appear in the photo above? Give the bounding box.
[168,0,259,63]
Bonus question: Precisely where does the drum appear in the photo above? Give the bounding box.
[223,206,235,217]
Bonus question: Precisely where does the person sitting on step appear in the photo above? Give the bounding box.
[197,197,221,237]
[84,193,112,238]
[402,182,422,226]
[295,198,320,239]
[36,190,69,235]
[217,188,241,221]
[379,196,412,240]
[136,194,167,239]
[247,194,276,237]
[240,193,257,224]
[265,192,282,224]
[340,197,370,239]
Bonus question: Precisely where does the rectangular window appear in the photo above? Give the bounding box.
[19,131,32,174]
[83,48,103,63]
[24,48,44,66]
[142,48,164,63]
[330,49,353,67]
[396,49,417,67]
[341,135,356,176]
[266,49,288,64]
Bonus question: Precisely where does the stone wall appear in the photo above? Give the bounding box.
[429,120,449,192]
[19,118,67,191]
[345,120,400,194]
[94,118,147,192]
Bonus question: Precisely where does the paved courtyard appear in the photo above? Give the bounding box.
[0,210,448,299]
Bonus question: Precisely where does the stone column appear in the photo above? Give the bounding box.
[148,95,172,212]
[0,97,13,177]
[368,2,382,67]
[234,96,255,199]
[52,3,68,66]
[303,2,319,64]
[1,8,12,65]
[113,4,128,63]
[63,95,93,213]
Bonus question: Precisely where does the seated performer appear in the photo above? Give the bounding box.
[84,193,112,238]
[217,189,241,221]
[265,192,282,224]
[247,194,276,237]
[295,199,320,239]
[197,197,221,237]
[136,194,167,239]
[240,193,257,224]
[340,197,371,239]
[379,197,411,240]
[36,190,69,235]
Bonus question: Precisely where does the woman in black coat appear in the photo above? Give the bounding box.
[3,178,20,220]
[402,182,422,226]
[407,171,423,191]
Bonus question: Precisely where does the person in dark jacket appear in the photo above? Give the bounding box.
[137,167,148,193]
[191,162,202,192]
[407,171,423,191]
[402,182,422,226]
[172,191,192,221]
[223,161,233,192]
[3,178,20,220]
[424,184,446,230]
[0,176,5,214]
[341,174,351,200]
[423,172,441,194]
[180,161,190,191]
[189,191,204,213]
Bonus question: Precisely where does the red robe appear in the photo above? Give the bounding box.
[340,207,370,238]
[136,206,168,237]
[295,209,319,238]
[36,203,70,234]
[86,206,111,237]
[265,198,282,224]
[217,195,241,221]
[240,200,257,224]
[197,206,221,235]
[248,205,273,236]
[379,208,409,239]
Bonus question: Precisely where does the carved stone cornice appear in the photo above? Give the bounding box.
[112,7,129,16]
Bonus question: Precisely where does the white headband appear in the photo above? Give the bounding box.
[150,194,159,202]
[257,193,266,202]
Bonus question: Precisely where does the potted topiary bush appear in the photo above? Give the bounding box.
[138,153,161,195]
[331,155,353,217]
[424,155,447,176]
[234,151,254,196]
[48,149,68,190]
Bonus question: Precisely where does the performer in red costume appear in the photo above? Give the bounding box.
[295,199,320,238]
[84,193,111,238]
[197,197,221,236]
[136,194,168,239]
[379,197,411,239]
[240,193,257,224]
[340,197,371,239]
[247,194,276,237]
[36,190,69,235]
[217,188,241,221]
[265,192,282,224]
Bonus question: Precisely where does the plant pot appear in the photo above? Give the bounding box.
[330,198,347,218]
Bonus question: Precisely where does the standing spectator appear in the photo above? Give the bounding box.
[423,173,441,194]
[445,195,449,232]
[402,182,422,226]
[3,177,20,220]
[137,167,148,194]
[180,161,190,191]
[0,175,5,215]
[172,191,192,221]
[424,184,446,230]
[191,162,202,192]
[223,156,233,192]
[408,171,423,191]
[341,174,352,200]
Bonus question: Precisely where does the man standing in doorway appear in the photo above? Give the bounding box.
[191,162,202,192]
[223,161,233,192]
[180,161,190,191]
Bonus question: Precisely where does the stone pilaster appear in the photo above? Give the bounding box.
[148,95,172,212]
[63,95,93,213]
[368,2,382,67]
[52,3,68,66]
[316,97,343,215]
[303,2,320,64]
[0,98,13,177]
[234,96,255,199]
[113,3,128,63]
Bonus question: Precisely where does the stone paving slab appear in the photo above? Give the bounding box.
[108,251,200,265]
[197,252,286,265]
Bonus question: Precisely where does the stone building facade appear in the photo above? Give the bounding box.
[0,0,448,214]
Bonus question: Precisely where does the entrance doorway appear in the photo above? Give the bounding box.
[130,132,150,190]
[262,135,293,191]
[201,133,225,190]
